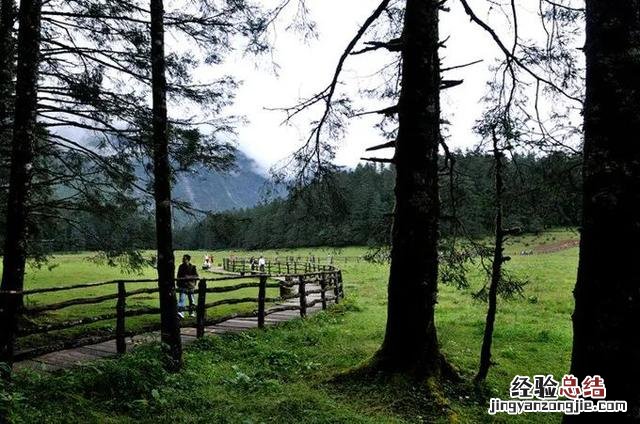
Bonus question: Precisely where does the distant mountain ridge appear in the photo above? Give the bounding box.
[172,151,274,215]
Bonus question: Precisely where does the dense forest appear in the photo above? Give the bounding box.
[5,150,579,254]
[175,150,581,250]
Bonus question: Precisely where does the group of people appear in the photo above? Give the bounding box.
[249,255,266,272]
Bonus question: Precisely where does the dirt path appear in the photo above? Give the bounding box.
[533,239,580,254]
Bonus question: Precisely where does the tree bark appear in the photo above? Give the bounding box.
[566,1,640,421]
[475,133,504,382]
[0,0,15,192]
[0,0,14,129]
[374,0,445,377]
[0,0,42,371]
[149,0,182,371]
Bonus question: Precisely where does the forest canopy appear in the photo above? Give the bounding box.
[176,150,581,250]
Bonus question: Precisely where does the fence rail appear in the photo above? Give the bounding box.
[221,255,363,269]
[5,260,344,362]
[222,257,352,275]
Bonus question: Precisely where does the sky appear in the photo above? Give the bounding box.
[212,0,518,174]
[58,0,583,175]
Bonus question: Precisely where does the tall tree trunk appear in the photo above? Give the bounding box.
[566,1,640,421]
[374,0,445,377]
[0,0,42,370]
[0,0,14,128]
[475,133,504,383]
[0,0,15,184]
[149,0,182,371]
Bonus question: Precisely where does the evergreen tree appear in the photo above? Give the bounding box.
[567,1,640,420]
[0,0,44,372]
[149,0,182,371]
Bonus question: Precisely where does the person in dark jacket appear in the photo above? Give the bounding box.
[177,254,198,318]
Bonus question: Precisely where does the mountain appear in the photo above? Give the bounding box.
[172,151,274,218]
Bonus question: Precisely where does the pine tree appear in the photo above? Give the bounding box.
[149,0,182,371]
[566,1,640,420]
[370,0,451,377]
[0,0,43,371]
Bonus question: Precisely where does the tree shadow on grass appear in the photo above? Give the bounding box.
[326,357,491,423]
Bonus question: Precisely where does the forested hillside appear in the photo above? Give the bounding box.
[3,150,579,254]
[176,150,581,250]
[0,151,272,254]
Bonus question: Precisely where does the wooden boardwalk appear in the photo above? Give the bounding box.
[14,284,329,373]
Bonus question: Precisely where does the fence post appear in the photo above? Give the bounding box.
[196,279,207,338]
[280,275,292,299]
[333,272,341,304]
[116,281,126,354]
[267,261,271,275]
[320,274,327,310]
[299,276,307,318]
[278,261,282,274]
[286,262,290,274]
[258,275,267,329]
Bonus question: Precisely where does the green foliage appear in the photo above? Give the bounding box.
[472,270,528,302]
[177,152,581,251]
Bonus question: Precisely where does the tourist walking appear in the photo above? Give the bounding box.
[177,254,198,318]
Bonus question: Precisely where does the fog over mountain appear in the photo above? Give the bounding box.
[171,151,274,220]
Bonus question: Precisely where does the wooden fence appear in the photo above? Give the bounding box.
[5,260,344,362]
[222,258,347,275]
[221,255,363,269]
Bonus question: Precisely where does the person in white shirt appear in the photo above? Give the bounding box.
[258,255,266,272]
[202,255,211,270]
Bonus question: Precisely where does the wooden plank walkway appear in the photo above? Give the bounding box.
[14,284,329,373]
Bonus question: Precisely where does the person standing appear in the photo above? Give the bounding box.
[202,255,211,270]
[258,255,266,273]
[176,254,198,318]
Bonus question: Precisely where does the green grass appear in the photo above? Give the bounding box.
[2,229,580,423]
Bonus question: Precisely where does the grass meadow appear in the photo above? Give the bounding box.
[1,229,580,423]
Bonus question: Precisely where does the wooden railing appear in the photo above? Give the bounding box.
[5,260,344,362]
[221,255,363,269]
[222,258,342,275]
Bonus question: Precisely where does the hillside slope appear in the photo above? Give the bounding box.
[172,151,270,213]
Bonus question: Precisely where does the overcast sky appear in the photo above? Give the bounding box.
[62,0,580,175]
[211,0,555,174]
